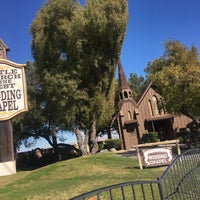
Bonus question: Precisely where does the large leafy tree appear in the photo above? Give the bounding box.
[13,61,42,151]
[13,62,82,153]
[145,40,200,125]
[30,0,128,155]
[128,73,149,101]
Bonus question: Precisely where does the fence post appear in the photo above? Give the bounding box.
[176,141,181,155]
[157,176,164,200]
[135,146,143,169]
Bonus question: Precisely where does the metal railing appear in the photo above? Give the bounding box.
[69,148,200,200]
[158,148,200,200]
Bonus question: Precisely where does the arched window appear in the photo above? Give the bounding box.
[148,100,153,116]
[127,111,132,120]
[160,98,166,114]
[128,91,132,98]
[152,96,159,115]
[124,91,128,98]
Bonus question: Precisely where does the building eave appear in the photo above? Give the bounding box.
[145,114,173,122]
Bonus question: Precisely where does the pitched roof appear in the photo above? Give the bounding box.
[136,82,152,107]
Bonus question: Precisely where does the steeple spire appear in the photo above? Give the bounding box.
[117,60,139,149]
[118,60,133,100]
[118,60,130,91]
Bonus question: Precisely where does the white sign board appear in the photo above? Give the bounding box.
[0,59,28,120]
[142,148,173,167]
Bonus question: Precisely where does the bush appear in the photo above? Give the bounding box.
[104,139,122,150]
[176,136,184,143]
[98,142,105,152]
[142,132,160,143]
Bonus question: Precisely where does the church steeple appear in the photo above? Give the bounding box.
[117,60,139,149]
[118,60,133,100]
[0,39,10,59]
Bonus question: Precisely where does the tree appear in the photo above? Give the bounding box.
[145,39,200,125]
[12,62,64,151]
[128,73,149,101]
[12,61,43,151]
[13,61,83,157]
[30,0,128,155]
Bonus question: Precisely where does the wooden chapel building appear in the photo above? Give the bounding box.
[117,61,192,150]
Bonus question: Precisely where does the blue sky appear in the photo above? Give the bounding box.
[1,0,200,151]
[123,0,200,77]
[1,0,200,78]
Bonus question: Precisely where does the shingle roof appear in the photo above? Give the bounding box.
[118,60,130,91]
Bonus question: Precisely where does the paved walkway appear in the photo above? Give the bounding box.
[116,149,137,159]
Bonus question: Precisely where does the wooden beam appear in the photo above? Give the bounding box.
[133,140,180,148]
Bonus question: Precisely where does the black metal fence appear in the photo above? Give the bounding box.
[69,148,200,200]
[158,148,200,199]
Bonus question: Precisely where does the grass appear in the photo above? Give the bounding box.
[0,152,166,200]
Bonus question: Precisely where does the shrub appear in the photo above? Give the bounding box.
[142,132,160,143]
[98,142,105,152]
[176,136,184,143]
[104,139,122,150]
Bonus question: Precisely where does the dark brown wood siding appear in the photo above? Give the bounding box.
[0,121,14,162]
[137,84,192,137]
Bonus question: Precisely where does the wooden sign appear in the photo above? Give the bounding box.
[142,148,173,167]
[0,59,28,120]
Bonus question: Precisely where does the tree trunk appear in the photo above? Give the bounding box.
[90,115,99,154]
[84,130,90,154]
[73,127,88,155]
[52,126,59,161]
[107,127,112,139]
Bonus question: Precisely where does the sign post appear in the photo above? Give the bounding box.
[133,140,180,169]
[0,59,28,176]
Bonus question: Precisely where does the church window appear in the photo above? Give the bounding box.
[152,95,159,115]
[148,100,153,116]
[124,91,128,98]
[127,111,132,120]
[160,98,166,114]
[128,91,132,98]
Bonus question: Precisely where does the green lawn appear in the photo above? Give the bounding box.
[0,152,166,200]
